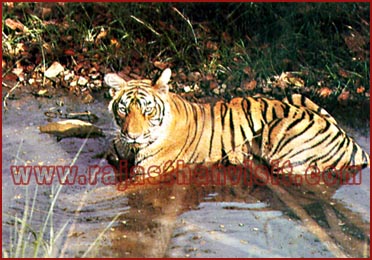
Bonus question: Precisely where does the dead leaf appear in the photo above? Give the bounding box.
[41,7,52,18]
[356,86,365,94]
[4,42,26,56]
[95,28,107,44]
[4,73,18,81]
[318,87,332,98]
[12,67,23,76]
[337,91,350,106]
[4,2,14,8]
[205,74,214,81]
[206,41,218,51]
[44,61,64,78]
[287,75,305,87]
[276,72,288,89]
[338,68,349,78]
[12,66,25,82]
[154,61,168,70]
[209,81,218,90]
[5,18,28,32]
[64,49,75,56]
[110,38,120,48]
[43,43,52,54]
[221,32,232,43]
[243,66,252,75]
[243,80,257,91]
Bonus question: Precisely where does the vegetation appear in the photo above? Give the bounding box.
[3,3,369,104]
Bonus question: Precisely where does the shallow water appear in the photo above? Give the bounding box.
[2,87,370,257]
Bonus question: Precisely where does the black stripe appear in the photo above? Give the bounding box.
[209,104,215,158]
[171,97,181,114]
[318,119,331,134]
[350,142,359,165]
[241,98,254,131]
[171,98,193,163]
[266,119,282,150]
[220,103,228,130]
[229,108,235,150]
[283,103,290,117]
[287,94,294,105]
[320,137,348,168]
[286,111,306,132]
[126,90,134,96]
[136,147,164,164]
[272,119,327,159]
[301,94,306,106]
[240,125,251,154]
[305,131,344,167]
[189,103,199,147]
[272,105,278,120]
[361,151,369,167]
[272,119,315,159]
[289,154,318,168]
[261,99,269,123]
[190,104,206,162]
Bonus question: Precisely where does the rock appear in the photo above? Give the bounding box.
[184,86,191,93]
[188,72,202,82]
[44,61,64,78]
[77,76,88,86]
[63,70,75,81]
[212,88,220,95]
[39,119,104,140]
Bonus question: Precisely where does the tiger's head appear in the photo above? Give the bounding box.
[105,69,172,149]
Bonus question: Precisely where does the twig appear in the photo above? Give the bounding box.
[3,81,21,111]
[130,15,160,37]
[172,7,198,45]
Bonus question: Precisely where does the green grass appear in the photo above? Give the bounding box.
[2,136,119,258]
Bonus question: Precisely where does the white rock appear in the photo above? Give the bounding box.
[44,61,64,78]
[70,80,77,87]
[184,86,191,93]
[64,70,75,81]
[212,88,220,95]
[77,76,88,86]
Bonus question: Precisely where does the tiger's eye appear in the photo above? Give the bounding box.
[144,107,154,115]
[118,106,126,114]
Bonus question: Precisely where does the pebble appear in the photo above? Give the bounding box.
[184,86,191,93]
[212,88,220,95]
[63,70,75,81]
[188,71,201,82]
[77,76,88,86]
[44,61,64,78]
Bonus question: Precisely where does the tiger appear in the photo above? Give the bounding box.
[104,68,370,179]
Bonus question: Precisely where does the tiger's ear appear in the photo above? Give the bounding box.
[154,68,171,95]
[104,73,127,97]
